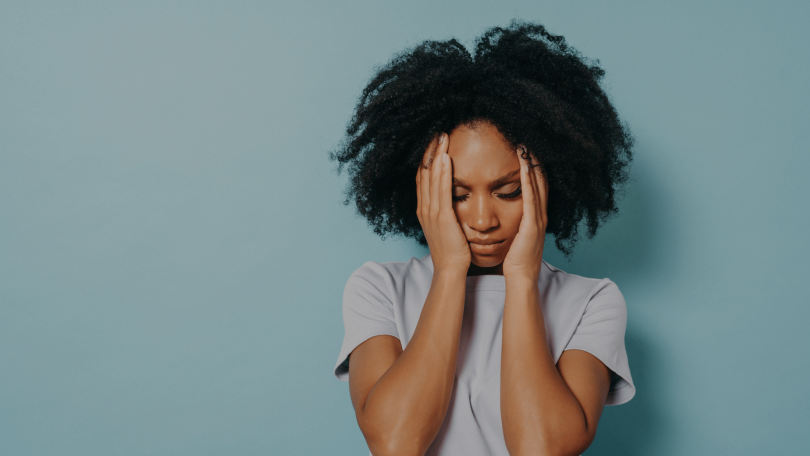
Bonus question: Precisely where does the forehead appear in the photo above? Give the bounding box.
[447,123,519,184]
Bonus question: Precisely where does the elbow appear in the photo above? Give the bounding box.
[367,439,423,456]
[509,430,594,456]
[365,434,427,456]
[512,444,589,456]
[545,439,593,456]
[359,419,430,456]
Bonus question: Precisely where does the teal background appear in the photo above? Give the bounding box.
[1,1,808,455]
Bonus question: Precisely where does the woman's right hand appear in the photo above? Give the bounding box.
[416,133,471,274]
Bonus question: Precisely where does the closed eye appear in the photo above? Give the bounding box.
[452,186,522,202]
[499,187,522,199]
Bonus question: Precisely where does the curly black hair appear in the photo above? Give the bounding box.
[330,20,633,256]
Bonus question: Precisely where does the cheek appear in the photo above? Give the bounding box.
[503,204,523,234]
[451,205,462,222]
[487,201,522,241]
[451,205,469,228]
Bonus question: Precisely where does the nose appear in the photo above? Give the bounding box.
[464,193,499,233]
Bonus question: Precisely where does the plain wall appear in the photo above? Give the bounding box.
[1,1,808,454]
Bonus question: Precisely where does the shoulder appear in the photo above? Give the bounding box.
[541,260,622,303]
[546,263,634,403]
[540,261,627,332]
[344,254,433,302]
[348,253,433,286]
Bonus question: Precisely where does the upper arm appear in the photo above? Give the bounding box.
[348,335,403,417]
[553,278,636,443]
[564,279,636,405]
[334,262,400,381]
[556,349,612,440]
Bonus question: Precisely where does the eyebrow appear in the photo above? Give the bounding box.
[453,169,520,188]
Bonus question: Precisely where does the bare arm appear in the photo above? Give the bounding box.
[500,150,612,455]
[501,278,611,455]
[347,134,471,456]
[349,269,466,456]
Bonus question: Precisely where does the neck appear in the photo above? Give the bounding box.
[467,262,504,276]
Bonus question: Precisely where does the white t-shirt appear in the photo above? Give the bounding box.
[334,253,635,456]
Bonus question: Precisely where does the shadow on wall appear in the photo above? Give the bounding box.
[542,154,662,283]
[545,156,670,455]
[587,329,666,455]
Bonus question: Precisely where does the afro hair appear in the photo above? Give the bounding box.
[330,20,634,256]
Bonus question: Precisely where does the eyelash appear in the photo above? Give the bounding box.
[452,187,522,202]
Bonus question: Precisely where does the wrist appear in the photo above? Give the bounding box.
[504,275,543,315]
[432,266,469,283]
[504,272,538,287]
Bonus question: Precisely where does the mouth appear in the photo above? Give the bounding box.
[468,239,505,255]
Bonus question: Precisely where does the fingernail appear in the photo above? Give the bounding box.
[524,164,529,173]
[438,134,445,144]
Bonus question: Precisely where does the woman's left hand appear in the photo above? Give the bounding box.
[502,147,548,281]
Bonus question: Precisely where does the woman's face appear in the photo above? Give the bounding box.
[446,122,524,270]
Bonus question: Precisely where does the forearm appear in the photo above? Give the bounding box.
[359,268,467,455]
[500,277,589,456]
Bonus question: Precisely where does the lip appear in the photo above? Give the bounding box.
[468,239,505,255]
[468,238,502,245]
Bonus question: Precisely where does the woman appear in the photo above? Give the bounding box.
[331,21,635,456]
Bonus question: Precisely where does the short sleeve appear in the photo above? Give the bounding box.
[564,279,635,405]
[333,262,400,382]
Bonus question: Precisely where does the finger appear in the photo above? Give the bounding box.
[530,155,547,227]
[423,134,440,168]
[429,136,443,219]
[526,150,542,226]
[517,147,536,225]
[439,149,452,216]
[436,131,449,156]
[422,138,433,168]
[436,133,451,215]
[416,168,422,223]
[535,166,548,227]
[421,166,431,222]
